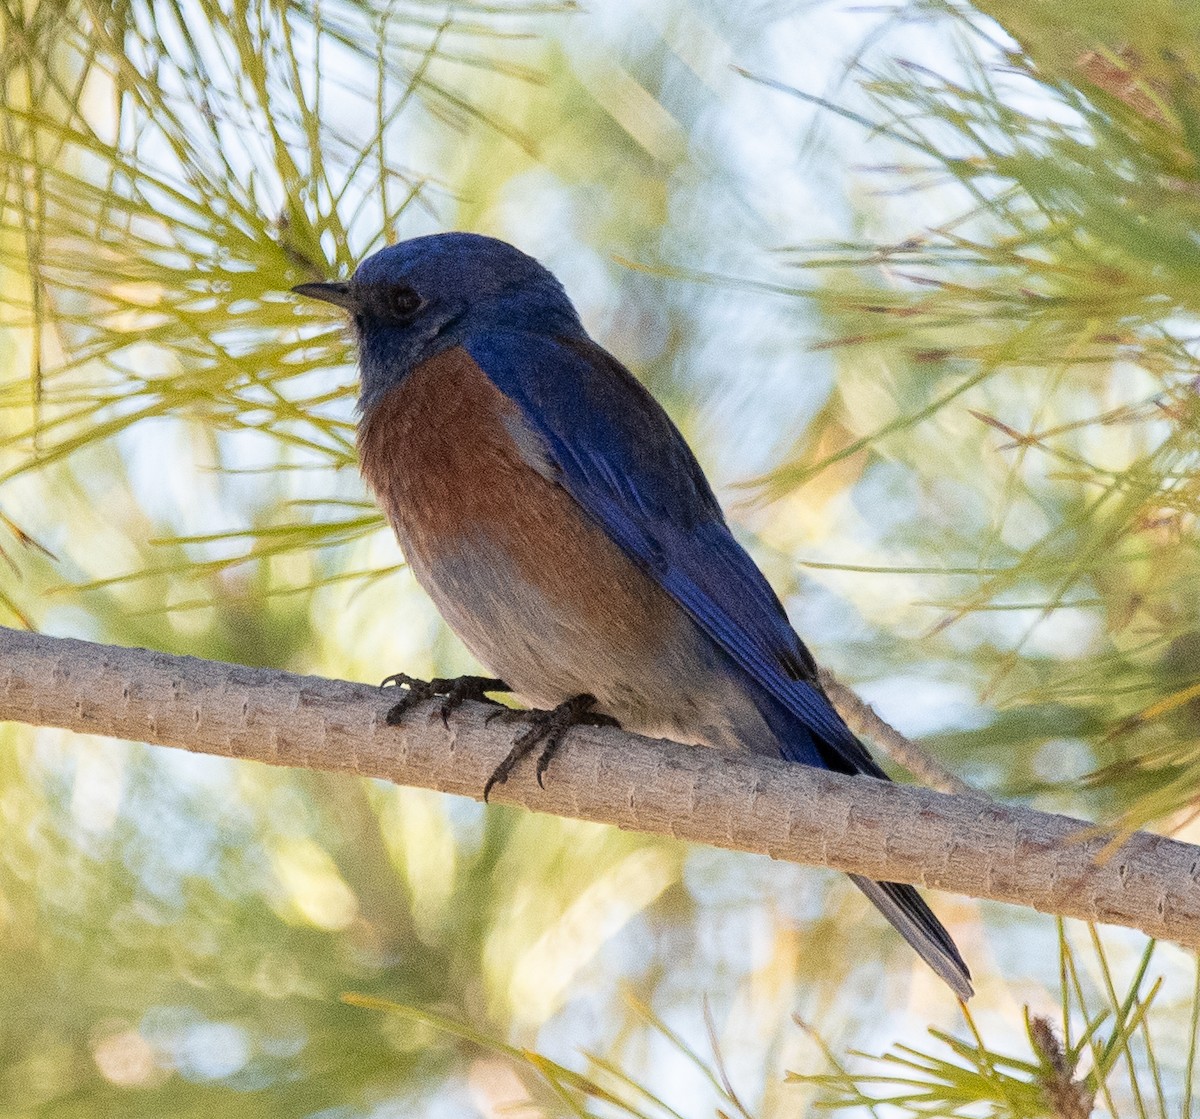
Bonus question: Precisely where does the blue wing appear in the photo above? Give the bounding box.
[464,330,878,776]
[463,330,974,1000]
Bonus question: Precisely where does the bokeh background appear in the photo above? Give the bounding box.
[2,0,1199,1114]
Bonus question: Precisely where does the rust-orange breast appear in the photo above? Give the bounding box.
[355,344,678,637]
[357,345,541,555]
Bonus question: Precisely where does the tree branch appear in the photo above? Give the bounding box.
[2,626,1198,948]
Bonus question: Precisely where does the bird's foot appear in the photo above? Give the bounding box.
[382,673,510,729]
[483,693,620,801]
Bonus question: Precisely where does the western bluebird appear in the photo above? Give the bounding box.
[294,232,972,999]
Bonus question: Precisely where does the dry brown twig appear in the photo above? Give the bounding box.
[1029,1016,1096,1119]
[817,668,977,797]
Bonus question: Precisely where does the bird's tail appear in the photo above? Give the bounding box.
[849,874,973,1000]
[756,688,972,997]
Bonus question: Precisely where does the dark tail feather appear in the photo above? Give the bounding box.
[759,695,972,996]
[850,875,973,1000]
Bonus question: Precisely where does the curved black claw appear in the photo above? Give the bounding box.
[382,674,510,728]
[483,693,620,802]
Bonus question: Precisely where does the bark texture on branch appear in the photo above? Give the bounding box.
[2,626,1198,947]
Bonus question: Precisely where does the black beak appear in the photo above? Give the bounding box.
[292,281,356,311]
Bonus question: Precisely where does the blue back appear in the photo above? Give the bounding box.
[463,328,883,777]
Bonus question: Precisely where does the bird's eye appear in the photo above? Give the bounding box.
[390,286,424,319]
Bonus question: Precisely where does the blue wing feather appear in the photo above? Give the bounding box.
[464,330,876,775]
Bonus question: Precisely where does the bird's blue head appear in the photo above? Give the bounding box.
[294,232,584,412]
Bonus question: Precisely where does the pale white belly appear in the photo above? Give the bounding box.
[402,530,776,756]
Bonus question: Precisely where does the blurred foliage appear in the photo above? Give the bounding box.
[1,0,1200,1115]
[738,0,1200,831]
[337,927,1192,1119]
[342,990,762,1119]
[792,928,1186,1119]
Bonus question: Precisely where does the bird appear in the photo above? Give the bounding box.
[293,232,973,1000]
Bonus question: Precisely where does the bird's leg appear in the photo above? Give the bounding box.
[482,693,620,801]
[382,673,510,729]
